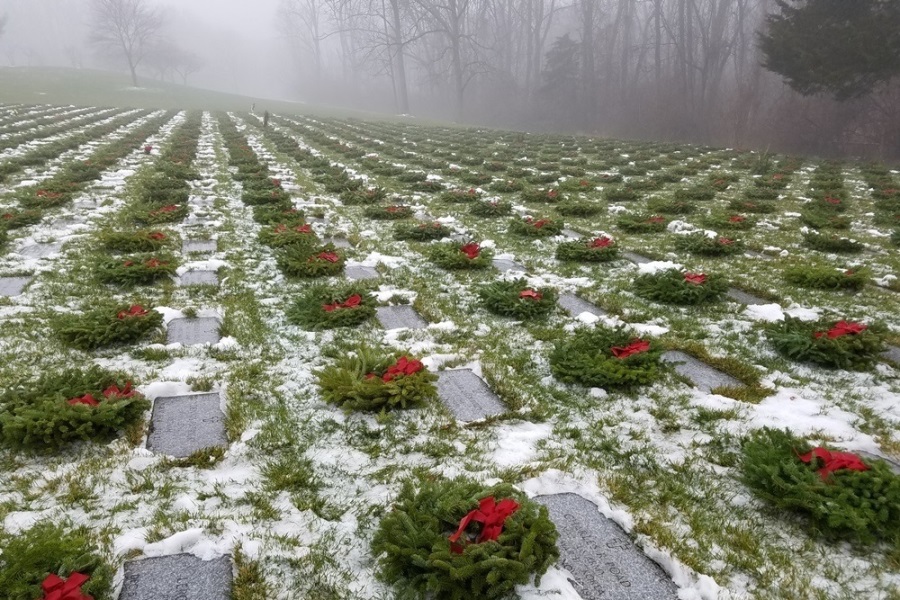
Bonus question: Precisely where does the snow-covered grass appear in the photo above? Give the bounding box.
[1,104,899,600]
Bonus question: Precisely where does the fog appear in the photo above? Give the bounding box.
[1,0,898,158]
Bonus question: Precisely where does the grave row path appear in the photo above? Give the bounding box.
[0,103,81,132]
[230,112,900,599]
[0,105,116,153]
[0,108,898,600]
[0,108,151,199]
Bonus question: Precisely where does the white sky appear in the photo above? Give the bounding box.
[160,0,283,41]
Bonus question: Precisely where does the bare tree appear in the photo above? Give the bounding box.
[89,0,165,87]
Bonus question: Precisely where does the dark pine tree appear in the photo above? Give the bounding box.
[538,34,582,128]
[758,0,900,100]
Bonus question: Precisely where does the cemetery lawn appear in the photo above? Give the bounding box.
[0,103,899,600]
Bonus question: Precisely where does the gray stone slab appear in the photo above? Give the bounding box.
[534,493,678,600]
[19,242,63,258]
[376,305,428,330]
[436,369,505,422]
[856,451,900,475]
[661,351,741,392]
[492,258,526,273]
[346,265,379,280]
[0,276,31,296]
[167,317,221,345]
[183,239,217,253]
[726,288,769,305]
[121,554,232,600]
[559,293,607,317]
[561,228,582,239]
[179,271,219,287]
[325,236,352,249]
[147,393,228,457]
[621,251,652,265]
[882,345,900,364]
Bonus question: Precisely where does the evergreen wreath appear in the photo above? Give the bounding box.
[617,213,669,233]
[54,302,163,350]
[131,202,189,225]
[783,264,869,291]
[489,179,525,193]
[276,244,345,278]
[558,177,597,191]
[555,236,620,262]
[766,316,885,369]
[441,188,482,203]
[803,232,864,254]
[741,427,900,544]
[99,229,171,253]
[702,213,757,231]
[0,208,43,230]
[603,187,640,203]
[675,234,745,257]
[315,349,437,411]
[0,522,114,600]
[429,242,494,270]
[799,208,851,230]
[371,477,559,600]
[364,204,414,220]
[286,283,376,330]
[96,254,178,286]
[554,201,604,217]
[470,199,513,217]
[727,199,777,214]
[508,216,564,237]
[258,222,319,248]
[476,278,558,319]
[341,187,386,205]
[253,203,306,226]
[0,366,149,450]
[549,325,663,389]
[393,222,452,241]
[673,185,717,202]
[633,268,728,304]
[646,198,696,215]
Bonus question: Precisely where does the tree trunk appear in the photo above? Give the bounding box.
[390,0,410,113]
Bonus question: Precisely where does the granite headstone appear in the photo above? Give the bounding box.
[167,317,221,345]
[436,369,505,422]
[661,351,741,392]
[559,293,607,317]
[376,305,428,330]
[120,554,232,600]
[147,393,228,457]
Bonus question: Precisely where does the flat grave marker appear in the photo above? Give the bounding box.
[661,351,741,392]
[726,288,769,305]
[167,317,221,345]
[324,236,352,249]
[120,554,232,600]
[435,369,505,422]
[559,293,607,317]
[882,345,900,364]
[183,239,217,253]
[346,265,379,280]
[376,305,428,330]
[492,258,526,273]
[561,228,583,239]
[147,393,227,457]
[621,251,652,265]
[179,271,219,287]
[534,493,678,600]
[0,276,31,296]
[19,242,63,259]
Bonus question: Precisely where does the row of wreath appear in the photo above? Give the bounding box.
[4,422,898,600]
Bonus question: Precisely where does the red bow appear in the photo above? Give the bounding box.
[143,145,152,154]
[460,243,481,259]
[117,305,149,319]
[386,205,404,213]
[547,189,558,198]
[380,356,423,382]
[611,339,650,359]
[315,252,340,263]
[814,321,867,339]
[683,272,706,285]
[3,213,13,220]
[824,197,842,205]
[149,205,179,216]
[729,215,745,223]
[123,260,135,267]
[519,289,542,300]
[67,394,99,407]
[41,572,93,600]
[274,224,288,233]
[272,178,282,187]
[295,224,312,233]
[323,294,362,312]
[148,231,166,240]
[590,237,613,248]
[797,447,869,479]
[449,497,520,554]
[144,258,164,268]
[718,237,734,245]
[647,216,665,223]
[103,382,135,399]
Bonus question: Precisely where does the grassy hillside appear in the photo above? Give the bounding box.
[0,66,373,118]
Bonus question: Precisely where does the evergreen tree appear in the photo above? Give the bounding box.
[758,0,900,100]
[538,34,581,126]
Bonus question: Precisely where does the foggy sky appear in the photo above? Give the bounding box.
[160,0,282,42]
